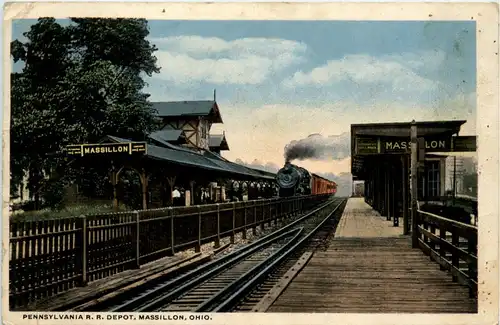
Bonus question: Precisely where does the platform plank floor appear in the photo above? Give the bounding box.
[268,198,477,313]
[268,237,477,313]
[336,198,403,238]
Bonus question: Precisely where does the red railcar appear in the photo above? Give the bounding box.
[311,173,337,196]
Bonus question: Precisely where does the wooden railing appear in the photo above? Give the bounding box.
[416,210,478,298]
[420,195,478,225]
[9,194,331,309]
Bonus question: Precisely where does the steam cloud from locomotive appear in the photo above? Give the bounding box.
[283,133,351,163]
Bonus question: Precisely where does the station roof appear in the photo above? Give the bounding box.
[148,129,187,145]
[351,120,466,138]
[209,134,230,151]
[152,100,223,123]
[103,135,274,181]
[350,120,468,180]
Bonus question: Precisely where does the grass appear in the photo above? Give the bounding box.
[10,203,131,223]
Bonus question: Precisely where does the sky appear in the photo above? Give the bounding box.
[11,19,477,194]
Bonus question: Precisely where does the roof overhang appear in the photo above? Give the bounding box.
[350,120,468,180]
[209,133,230,151]
[208,102,223,124]
[153,100,223,124]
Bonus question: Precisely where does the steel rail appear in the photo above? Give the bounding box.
[204,198,347,312]
[91,197,336,312]
[134,228,303,312]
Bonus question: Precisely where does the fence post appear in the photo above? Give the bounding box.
[429,224,436,256]
[242,202,247,239]
[451,230,459,282]
[253,201,257,235]
[468,234,477,298]
[196,206,201,253]
[423,219,429,246]
[169,207,175,255]
[231,203,236,244]
[79,214,88,286]
[275,199,281,221]
[215,204,221,248]
[134,211,140,269]
[269,199,272,226]
[260,200,265,231]
[439,227,446,270]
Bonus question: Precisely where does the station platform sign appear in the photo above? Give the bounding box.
[355,136,476,155]
[66,142,147,157]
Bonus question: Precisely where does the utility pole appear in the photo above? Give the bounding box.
[410,121,419,248]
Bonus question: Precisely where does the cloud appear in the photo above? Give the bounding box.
[212,92,475,176]
[282,51,445,92]
[150,36,307,85]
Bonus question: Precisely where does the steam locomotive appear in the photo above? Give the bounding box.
[275,162,337,197]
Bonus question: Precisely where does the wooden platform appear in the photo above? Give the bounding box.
[336,198,403,238]
[268,237,478,313]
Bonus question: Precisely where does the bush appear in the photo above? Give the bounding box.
[10,203,130,222]
[21,200,36,211]
[41,179,66,210]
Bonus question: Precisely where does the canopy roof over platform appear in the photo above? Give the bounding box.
[351,120,466,138]
[350,120,471,180]
[101,135,274,181]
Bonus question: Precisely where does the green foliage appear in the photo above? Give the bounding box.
[10,203,129,223]
[10,18,160,208]
[462,173,478,196]
[41,178,66,210]
[118,170,143,210]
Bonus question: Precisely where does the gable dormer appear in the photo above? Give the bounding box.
[209,133,230,155]
[148,129,187,147]
[152,100,223,150]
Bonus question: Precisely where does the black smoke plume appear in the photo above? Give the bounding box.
[284,132,351,163]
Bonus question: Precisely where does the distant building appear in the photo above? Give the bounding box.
[353,182,365,197]
[445,156,477,196]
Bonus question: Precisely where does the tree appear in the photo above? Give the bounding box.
[10,18,161,208]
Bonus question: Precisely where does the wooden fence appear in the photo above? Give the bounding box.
[9,194,330,309]
[416,210,478,298]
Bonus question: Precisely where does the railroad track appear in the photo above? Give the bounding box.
[79,197,345,313]
[212,198,347,312]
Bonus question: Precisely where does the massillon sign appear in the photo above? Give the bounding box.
[66,142,147,157]
[355,136,476,155]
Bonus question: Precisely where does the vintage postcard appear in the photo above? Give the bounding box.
[2,2,499,325]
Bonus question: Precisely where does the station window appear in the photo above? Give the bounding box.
[427,161,440,198]
[418,161,440,200]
